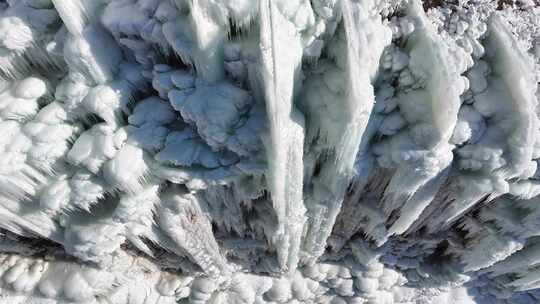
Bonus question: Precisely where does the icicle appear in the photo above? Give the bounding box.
[63,26,123,85]
[301,0,382,263]
[487,241,540,277]
[157,187,230,276]
[50,0,91,36]
[509,268,540,291]
[460,233,524,273]
[330,168,393,250]
[484,14,538,180]
[188,0,226,83]
[426,12,539,232]
[114,185,161,257]
[258,0,306,273]
[0,204,62,241]
[375,0,466,241]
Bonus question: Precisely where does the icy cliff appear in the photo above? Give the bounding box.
[0,0,538,303]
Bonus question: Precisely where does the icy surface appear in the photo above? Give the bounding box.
[0,0,538,303]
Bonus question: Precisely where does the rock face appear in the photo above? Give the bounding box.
[0,0,538,303]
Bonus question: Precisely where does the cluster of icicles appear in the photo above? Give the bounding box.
[0,0,538,303]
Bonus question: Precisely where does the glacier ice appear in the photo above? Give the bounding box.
[0,0,537,303]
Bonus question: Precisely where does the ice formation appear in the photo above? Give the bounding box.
[0,0,538,303]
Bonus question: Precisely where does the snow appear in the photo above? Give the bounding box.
[0,0,538,303]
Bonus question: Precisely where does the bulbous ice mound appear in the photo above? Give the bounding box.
[0,0,538,303]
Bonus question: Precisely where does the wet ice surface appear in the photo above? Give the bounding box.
[0,0,538,303]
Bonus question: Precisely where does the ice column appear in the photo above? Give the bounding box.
[381,0,464,240]
[258,0,306,272]
[301,0,381,263]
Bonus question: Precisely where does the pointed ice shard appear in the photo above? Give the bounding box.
[426,12,539,233]
[257,0,306,272]
[510,268,540,291]
[157,187,230,276]
[485,14,538,180]
[461,232,524,273]
[376,0,467,241]
[114,184,161,257]
[188,0,226,83]
[63,26,123,85]
[301,0,387,263]
[488,240,540,277]
[50,0,90,36]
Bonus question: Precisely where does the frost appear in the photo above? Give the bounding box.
[0,0,538,303]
